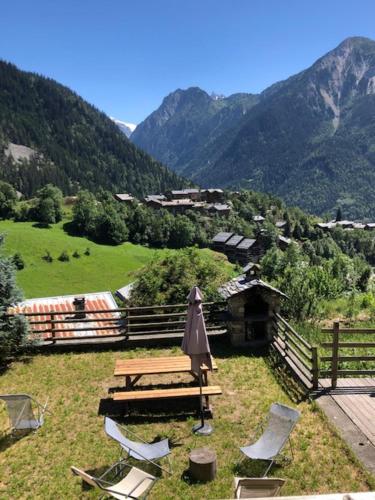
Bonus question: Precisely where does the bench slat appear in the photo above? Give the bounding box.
[113,385,222,401]
[114,355,218,377]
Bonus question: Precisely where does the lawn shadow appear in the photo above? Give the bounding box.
[0,431,30,452]
[32,223,52,229]
[233,457,283,478]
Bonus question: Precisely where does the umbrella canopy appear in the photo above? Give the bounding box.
[182,286,213,373]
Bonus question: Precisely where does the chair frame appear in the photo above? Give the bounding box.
[240,403,299,477]
[71,461,158,499]
[0,394,49,435]
[105,418,172,475]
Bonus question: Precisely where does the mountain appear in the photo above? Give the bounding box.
[0,61,186,197]
[131,87,259,175]
[111,117,137,138]
[132,37,375,218]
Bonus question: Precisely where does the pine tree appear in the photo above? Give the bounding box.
[0,239,28,366]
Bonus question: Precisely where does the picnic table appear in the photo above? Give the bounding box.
[114,354,218,389]
[112,354,221,416]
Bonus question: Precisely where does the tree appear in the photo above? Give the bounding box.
[96,205,129,245]
[0,181,17,219]
[32,184,63,225]
[336,207,342,222]
[72,190,98,235]
[0,238,28,366]
[129,248,234,306]
[168,216,195,248]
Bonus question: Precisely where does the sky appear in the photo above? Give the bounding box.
[1,0,375,124]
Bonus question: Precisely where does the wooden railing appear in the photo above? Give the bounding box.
[271,313,319,390]
[9,302,227,344]
[321,321,375,388]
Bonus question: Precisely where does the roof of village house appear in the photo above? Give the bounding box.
[225,234,245,247]
[212,232,234,243]
[236,238,256,250]
[11,292,121,340]
[170,189,200,195]
[115,283,135,302]
[160,198,195,207]
[114,193,134,202]
[144,194,166,202]
[218,276,287,300]
[253,215,265,222]
[243,262,261,273]
[201,188,224,193]
[278,235,292,245]
[208,203,231,211]
[276,220,287,228]
[365,223,375,228]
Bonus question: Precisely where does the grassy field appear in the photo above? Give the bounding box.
[0,220,164,299]
[0,345,373,499]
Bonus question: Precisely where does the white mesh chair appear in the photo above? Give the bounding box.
[240,403,300,476]
[0,394,49,434]
[105,417,171,474]
[71,463,157,499]
[234,477,286,498]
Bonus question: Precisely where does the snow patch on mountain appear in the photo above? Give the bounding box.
[110,117,137,138]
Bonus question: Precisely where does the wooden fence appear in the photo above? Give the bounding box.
[271,313,319,390]
[9,301,227,344]
[320,321,375,388]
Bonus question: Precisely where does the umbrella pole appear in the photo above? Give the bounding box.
[192,366,213,436]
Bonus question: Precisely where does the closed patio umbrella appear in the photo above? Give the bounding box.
[182,286,213,435]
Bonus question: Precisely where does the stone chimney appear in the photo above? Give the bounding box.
[243,263,261,281]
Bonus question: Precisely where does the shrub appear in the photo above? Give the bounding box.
[84,247,91,256]
[12,253,25,270]
[42,250,53,263]
[58,250,70,262]
[72,250,80,259]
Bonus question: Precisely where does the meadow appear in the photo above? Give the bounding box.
[0,220,163,299]
[0,345,374,499]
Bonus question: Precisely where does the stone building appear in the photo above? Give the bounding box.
[218,265,286,347]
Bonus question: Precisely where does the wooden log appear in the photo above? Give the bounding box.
[189,447,217,482]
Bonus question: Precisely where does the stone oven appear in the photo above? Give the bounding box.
[218,264,286,347]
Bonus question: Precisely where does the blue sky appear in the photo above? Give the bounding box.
[1,0,375,124]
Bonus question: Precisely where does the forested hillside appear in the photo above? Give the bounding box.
[0,61,186,197]
[132,37,375,218]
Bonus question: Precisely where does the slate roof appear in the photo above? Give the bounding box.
[212,232,234,243]
[218,277,287,300]
[236,238,256,250]
[115,193,134,202]
[225,234,245,247]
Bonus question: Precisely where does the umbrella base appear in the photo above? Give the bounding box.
[192,422,213,435]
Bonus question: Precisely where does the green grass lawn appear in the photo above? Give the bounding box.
[0,220,164,298]
[0,346,373,499]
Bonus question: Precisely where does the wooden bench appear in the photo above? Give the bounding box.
[113,386,222,416]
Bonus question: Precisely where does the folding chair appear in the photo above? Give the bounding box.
[0,394,49,435]
[104,417,171,474]
[240,403,300,476]
[71,462,157,499]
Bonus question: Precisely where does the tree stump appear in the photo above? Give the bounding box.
[189,447,217,482]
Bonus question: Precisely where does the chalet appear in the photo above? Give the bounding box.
[235,238,263,265]
[211,232,234,252]
[278,235,292,250]
[166,189,200,201]
[275,220,287,230]
[207,203,231,216]
[114,193,135,203]
[253,215,265,224]
[200,188,224,203]
[225,234,245,262]
[365,223,375,231]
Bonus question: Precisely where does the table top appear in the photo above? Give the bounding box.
[114,354,217,377]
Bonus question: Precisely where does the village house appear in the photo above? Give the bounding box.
[114,193,135,204]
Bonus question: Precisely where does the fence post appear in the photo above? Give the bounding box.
[331,321,340,389]
[311,346,319,390]
[50,312,56,344]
